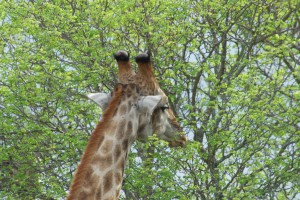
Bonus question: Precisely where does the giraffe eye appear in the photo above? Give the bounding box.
[161,103,170,111]
[132,103,137,108]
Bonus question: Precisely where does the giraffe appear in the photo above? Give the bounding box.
[67,83,162,200]
[89,50,187,147]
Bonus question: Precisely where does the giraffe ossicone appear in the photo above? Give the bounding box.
[68,83,162,200]
[113,50,135,84]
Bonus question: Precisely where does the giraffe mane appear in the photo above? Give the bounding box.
[67,84,124,200]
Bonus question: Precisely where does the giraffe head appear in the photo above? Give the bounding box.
[88,83,165,146]
[135,52,187,147]
[88,51,187,147]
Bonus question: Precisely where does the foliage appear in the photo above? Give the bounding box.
[1,0,299,199]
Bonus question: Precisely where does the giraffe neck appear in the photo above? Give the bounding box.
[73,124,132,200]
[68,86,137,200]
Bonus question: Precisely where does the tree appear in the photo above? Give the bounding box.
[1,0,299,199]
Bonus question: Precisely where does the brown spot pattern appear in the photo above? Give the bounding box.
[122,139,129,151]
[78,191,88,199]
[117,158,125,173]
[118,104,127,115]
[103,170,113,193]
[126,121,133,135]
[96,187,102,199]
[114,172,123,185]
[114,144,122,161]
[116,120,126,140]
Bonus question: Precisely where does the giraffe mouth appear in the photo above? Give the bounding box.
[166,133,187,148]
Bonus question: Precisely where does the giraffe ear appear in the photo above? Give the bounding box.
[87,93,111,110]
[138,95,162,114]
